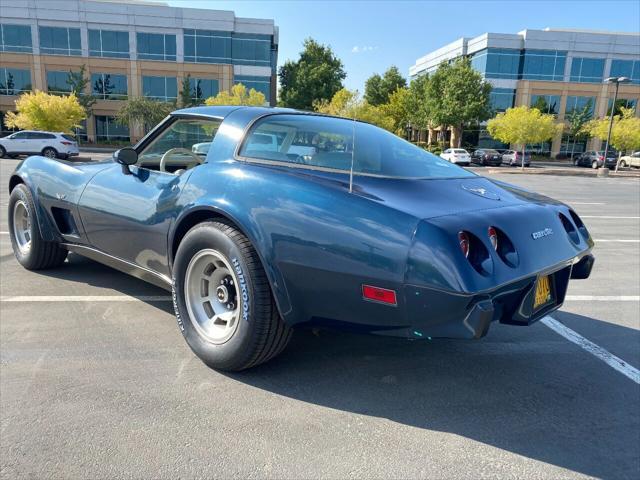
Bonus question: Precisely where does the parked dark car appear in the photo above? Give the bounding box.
[502,150,532,167]
[574,150,618,169]
[8,106,595,371]
[470,148,502,166]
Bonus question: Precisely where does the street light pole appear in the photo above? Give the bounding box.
[602,76,631,173]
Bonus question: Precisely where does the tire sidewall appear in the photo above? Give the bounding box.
[8,184,41,269]
[172,223,259,370]
[0,145,5,158]
[42,147,57,159]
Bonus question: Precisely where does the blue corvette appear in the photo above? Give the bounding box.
[8,106,595,370]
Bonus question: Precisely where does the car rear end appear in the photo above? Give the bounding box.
[56,134,80,158]
[451,149,471,165]
[510,151,531,167]
[484,150,502,166]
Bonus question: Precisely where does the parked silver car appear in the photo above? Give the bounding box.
[501,150,531,167]
[0,131,79,159]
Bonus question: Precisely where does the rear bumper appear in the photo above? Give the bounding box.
[376,254,594,340]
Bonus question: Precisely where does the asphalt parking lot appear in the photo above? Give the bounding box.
[1,156,639,479]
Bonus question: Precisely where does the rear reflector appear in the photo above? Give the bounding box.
[458,231,470,258]
[362,285,397,305]
[61,141,72,145]
[488,226,498,250]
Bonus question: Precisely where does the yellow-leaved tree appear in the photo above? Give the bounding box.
[314,88,394,132]
[5,90,86,133]
[584,107,640,170]
[487,105,562,169]
[204,83,266,106]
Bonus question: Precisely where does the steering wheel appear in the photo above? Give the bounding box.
[159,148,204,173]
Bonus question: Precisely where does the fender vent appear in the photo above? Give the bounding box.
[51,207,79,236]
[558,212,579,245]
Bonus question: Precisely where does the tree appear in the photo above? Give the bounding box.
[380,87,411,136]
[115,96,173,133]
[405,74,430,134]
[179,74,199,108]
[5,90,85,133]
[424,58,492,147]
[314,88,394,131]
[487,105,563,169]
[364,66,407,106]
[67,65,97,116]
[585,107,640,170]
[564,101,593,159]
[278,38,346,110]
[204,83,266,106]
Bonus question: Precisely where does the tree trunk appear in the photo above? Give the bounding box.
[615,151,622,173]
[521,144,526,170]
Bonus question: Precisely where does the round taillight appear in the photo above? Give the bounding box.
[488,226,498,250]
[458,231,470,258]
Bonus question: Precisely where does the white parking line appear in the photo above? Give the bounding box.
[0,231,8,235]
[594,239,640,243]
[542,316,640,384]
[0,295,172,302]
[566,202,605,205]
[582,216,640,219]
[565,295,640,301]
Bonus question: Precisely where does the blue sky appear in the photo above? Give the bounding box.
[168,0,640,91]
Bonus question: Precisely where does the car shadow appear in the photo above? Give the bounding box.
[23,254,639,477]
[224,312,638,479]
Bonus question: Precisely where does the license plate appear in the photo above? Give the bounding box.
[533,275,554,310]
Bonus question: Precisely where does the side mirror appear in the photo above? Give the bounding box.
[113,148,137,174]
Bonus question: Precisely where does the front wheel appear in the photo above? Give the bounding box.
[619,160,627,168]
[592,160,599,169]
[172,221,291,371]
[42,147,58,159]
[0,145,6,158]
[8,184,68,270]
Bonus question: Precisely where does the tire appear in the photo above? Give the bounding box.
[0,145,6,158]
[172,220,292,371]
[591,160,599,169]
[619,160,627,168]
[8,184,68,270]
[42,147,58,159]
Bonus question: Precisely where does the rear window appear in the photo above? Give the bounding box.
[239,114,474,180]
[61,134,76,142]
[453,149,467,153]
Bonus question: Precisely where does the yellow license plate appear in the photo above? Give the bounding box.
[534,275,554,310]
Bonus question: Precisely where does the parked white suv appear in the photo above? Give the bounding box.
[440,148,471,165]
[0,131,79,159]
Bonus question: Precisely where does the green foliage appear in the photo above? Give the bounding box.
[564,101,593,157]
[405,74,430,131]
[424,58,492,145]
[179,74,198,108]
[115,96,173,132]
[314,88,394,131]
[67,65,97,116]
[380,87,411,136]
[364,66,407,106]
[5,90,86,133]
[278,38,346,110]
[487,106,562,162]
[585,107,640,154]
[204,83,266,106]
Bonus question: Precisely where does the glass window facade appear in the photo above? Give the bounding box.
[609,59,640,85]
[607,98,638,116]
[232,33,271,67]
[569,57,605,83]
[521,50,566,81]
[142,76,177,101]
[470,48,520,79]
[95,115,130,143]
[0,68,31,95]
[0,24,32,53]
[136,32,176,61]
[565,96,596,118]
[234,75,270,102]
[91,73,128,100]
[39,26,81,56]
[46,70,73,94]
[489,88,515,112]
[560,133,587,157]
[184,29,231,63]
[188,78,219,101]
[530,94,561,115]
[89,29,129,58]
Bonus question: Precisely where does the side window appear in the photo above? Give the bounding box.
[444,149,450,154]
[137,117,222,173]
[12,132,29,139]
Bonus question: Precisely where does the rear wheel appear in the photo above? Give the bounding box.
[8,184,68,270]
[0,145,6,158]
[172,221,291,371]
[42,147,58,159]
[619,160,627,168]
[591,160,599,169]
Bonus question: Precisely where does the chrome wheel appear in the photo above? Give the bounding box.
[43,148,56,159]
[12,200,32,254]
[184,249,241,344]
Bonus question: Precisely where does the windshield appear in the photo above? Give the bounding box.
[453,149,467,154]
[239,114,475,179]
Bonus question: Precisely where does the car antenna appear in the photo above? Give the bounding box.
[349,116,355,194]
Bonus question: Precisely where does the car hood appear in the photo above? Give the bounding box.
[349,175,563,220]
